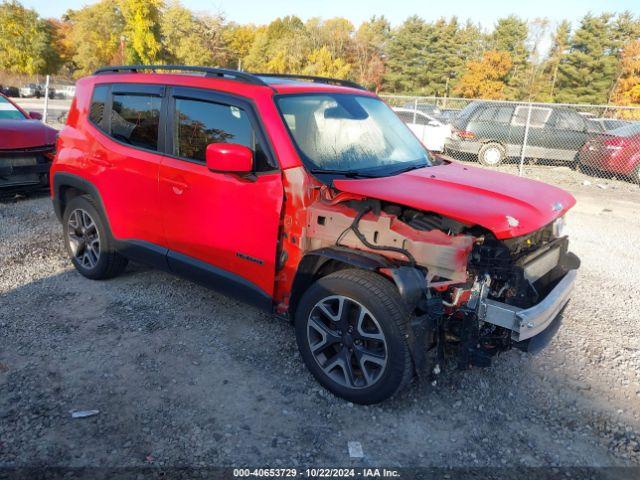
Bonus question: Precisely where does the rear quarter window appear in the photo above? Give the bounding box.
[553,110,585,131]
[88,85,109,131]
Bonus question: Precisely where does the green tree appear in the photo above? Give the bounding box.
[445,20,484,96]
[383,16,430,93]
[491,15,529,99]
[0,0,59,74]
[555,13,618,104]
[536,20,571,101]
[421,17,484,96]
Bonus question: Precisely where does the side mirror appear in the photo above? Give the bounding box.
[28,111,42,120]
[205,143,253,174]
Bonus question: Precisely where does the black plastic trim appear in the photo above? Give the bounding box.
[167,249,272,312]
[114,239,169,270]
[93,65,270,87]
[289,247,426,318]
[52,172,108,223]
[256,73,366,90]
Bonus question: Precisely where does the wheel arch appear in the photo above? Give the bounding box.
[289,247,426,320]
[53,173,106,222]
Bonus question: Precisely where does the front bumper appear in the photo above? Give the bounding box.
[0,149,53,188]
[479,268,577,342]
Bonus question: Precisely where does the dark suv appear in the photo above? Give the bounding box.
[51,66,579,404]
[445,101,593,167]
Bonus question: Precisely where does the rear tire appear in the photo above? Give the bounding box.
[62,195,127,280]
[478,142,506,167]
[295,269,413,404]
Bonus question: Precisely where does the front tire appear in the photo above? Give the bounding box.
[478,142,506,167]
[295,269,413,404]
[62,195,127,280]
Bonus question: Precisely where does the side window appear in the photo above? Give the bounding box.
[111,93,162,151]
[495,107,514,123]
[512,106,552,128]
[475,107,498,121]
[173,97,272,171]
[88,85,109,131]
[474,106,513,124]
[554,110,585,131]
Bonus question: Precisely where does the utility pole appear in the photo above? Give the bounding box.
[43,75,50,124]
[120,36,126,64]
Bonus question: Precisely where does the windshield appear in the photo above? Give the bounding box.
[0,96,25,120]
[277,94,431,175]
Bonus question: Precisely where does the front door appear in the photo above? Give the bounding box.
[158,87,283,303]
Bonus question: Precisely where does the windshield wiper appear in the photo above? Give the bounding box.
[389,163,427,175]
[309,168,379,178]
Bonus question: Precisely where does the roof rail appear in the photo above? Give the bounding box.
[254,73,366,90]
[93,65,269,87]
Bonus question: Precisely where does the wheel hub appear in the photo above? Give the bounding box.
[306,295,388,390]
[342,334,354,348]
[67,208,100,269]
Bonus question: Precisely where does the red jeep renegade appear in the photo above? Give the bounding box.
[51,66,580,404]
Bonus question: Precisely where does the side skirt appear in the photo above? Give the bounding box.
[114,239,272,313]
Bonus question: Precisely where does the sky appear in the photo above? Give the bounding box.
[21,0,640,28]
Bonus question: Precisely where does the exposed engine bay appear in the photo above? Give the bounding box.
[302,188,580,373]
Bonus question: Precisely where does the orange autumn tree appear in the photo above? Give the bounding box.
[611,39,640,118]
[454,50,513,99]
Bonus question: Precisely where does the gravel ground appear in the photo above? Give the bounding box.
[1,166,640,471]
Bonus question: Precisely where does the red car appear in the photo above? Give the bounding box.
[579,123,640,184]
[50,66,579,404]
[0,93,57,189]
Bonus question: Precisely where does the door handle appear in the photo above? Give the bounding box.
[167,179,190,195]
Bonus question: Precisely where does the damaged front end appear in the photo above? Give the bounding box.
[275,169,579,376]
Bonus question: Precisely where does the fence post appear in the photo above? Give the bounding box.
[43,75,50,124]
[519,102,533,177]
[413,98,418,123]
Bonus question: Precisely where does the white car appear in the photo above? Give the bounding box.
[393,107,452,152]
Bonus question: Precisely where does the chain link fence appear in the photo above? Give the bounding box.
[8,88,640,193]
[382,94,640,192]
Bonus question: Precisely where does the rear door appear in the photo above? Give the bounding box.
[158,87,283,302]
[511,105,553,159]
[547,109,588,161]
[86,83,166,246]
[470,105,514,148]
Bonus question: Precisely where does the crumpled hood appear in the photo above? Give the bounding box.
[0,119,58,150]
[332,161,575,239]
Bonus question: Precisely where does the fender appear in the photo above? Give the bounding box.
[52,172,107,223]
[289,247,427,317]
